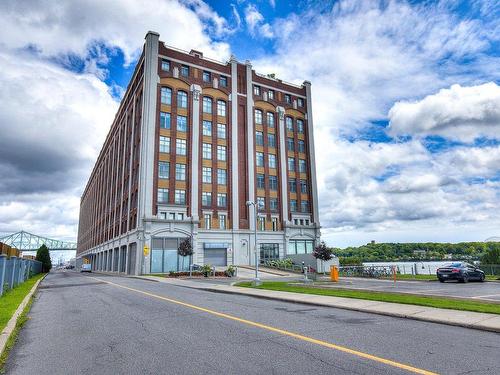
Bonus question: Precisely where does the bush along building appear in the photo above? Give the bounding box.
[76,31,320,275]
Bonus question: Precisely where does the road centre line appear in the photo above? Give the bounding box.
[90,276,438,375]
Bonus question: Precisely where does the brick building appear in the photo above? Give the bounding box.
[77,31,320,275]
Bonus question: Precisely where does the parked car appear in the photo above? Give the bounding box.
[436,262,485,283]
[81,264,92,273]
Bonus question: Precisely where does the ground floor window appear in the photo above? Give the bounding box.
[260,243,279,263]
[150,237,191,273]
[288,240,314,255]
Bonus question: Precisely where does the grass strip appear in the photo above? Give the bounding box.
[0,273,45,332]
[236,281,500,315]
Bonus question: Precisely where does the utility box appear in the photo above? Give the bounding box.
[330,265,339,282]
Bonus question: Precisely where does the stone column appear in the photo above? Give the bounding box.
[277,106,289,224]
[229,56,239,230]
[190,84,202,221]
[245,61,255,230]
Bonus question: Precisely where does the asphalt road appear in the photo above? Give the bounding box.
[5,271,500,375]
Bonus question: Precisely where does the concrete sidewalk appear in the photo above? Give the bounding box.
[137,275,500,333]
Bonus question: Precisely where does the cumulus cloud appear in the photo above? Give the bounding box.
[244,4,274,38]
[388,82,500,141]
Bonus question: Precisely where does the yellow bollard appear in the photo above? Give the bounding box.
[330,265,339,282]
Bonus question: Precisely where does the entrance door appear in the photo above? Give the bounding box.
[204,248,227,266]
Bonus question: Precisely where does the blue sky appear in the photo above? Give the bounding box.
[0,0,499,249]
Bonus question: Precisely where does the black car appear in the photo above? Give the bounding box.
[436,262,485,283]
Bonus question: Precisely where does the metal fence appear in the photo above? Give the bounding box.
[339,265,394,278]
[0,255,43,297]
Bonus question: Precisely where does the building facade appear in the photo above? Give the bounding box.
[76,31,320,275]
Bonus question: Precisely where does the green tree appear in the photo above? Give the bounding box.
[36,244,52,272]
[177,238,193,271]
[481,247,500,264]
[312,242,333,273]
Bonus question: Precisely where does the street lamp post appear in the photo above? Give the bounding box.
[246,201,261,286]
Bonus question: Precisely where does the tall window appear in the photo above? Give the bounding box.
[298,140,305,153]
[256,131,264,146]
[267,134,276,148]
[288,157,295,171]
[217,123,226,139]
[268,90,274,100]
[203,97,212,114]
[217,169,227,185]
[285,94,291,104]
[219,214,226,229]
[257,197,265,210]
[175,163,186,181]
[217,193,227,207]
[254,85,261,95]
[257,174,265,189]
[267,112,274,127]
[161,60,170,71]
[255,109,263,125]
[299,159,307,173]
[160,112,171,129]
[202,192,212,206]
[202,143,212,159]
[300,180,308,193]
[181,65,189,77]
[202,120,212,136]
[217,100,226,116]
[175,189,186,204]
[177,115,187,132]
[290,199,297,212]
[286,117,293,131]
[301,200,309,213]
[220,76,227,87]
[297,119,304,133]
[202,167,212,183]
[287,138,295,151]
[177,91,188,108]
[256,152,264,167]
[269,176,278,191]
[159,136,170,153]
[159,161,170,179]
[161,87,172,104]
[217,145,226,161]
[204,213,211,229]
[268,154,276,169]
[270,198,278,211]
[176,139,187,156]
[203,71,211,82]
[272,217,278,231]
[289,178,296,193]
[158,188,169,203]
[298,98,304,107]
[258,216,265,231]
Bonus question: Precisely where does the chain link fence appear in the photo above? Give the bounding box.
[0,255,43,296]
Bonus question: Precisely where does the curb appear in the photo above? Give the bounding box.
[0,273,47,356]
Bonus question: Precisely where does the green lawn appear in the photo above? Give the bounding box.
[0,273,45,332]
[236,281,500,315]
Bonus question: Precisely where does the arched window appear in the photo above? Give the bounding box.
[160,87,172,105]
[217,100,226,116]
[203,97,212,114]
[177,91,188,108]
[267,112,274,127]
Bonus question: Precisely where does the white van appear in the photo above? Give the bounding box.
[81,264,92,273]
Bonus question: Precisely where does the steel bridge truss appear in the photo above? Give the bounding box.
[0,231,77,251]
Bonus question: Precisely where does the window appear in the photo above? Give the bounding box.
[298,98,304,107]
[217,169,227,185]
[202,167,212,183]
[297,119,304,133]
[256,152,264,167]
[203,97,212,114]
[256,131,264,146]
[161,60,170,71]
[270,198,278,211]
[301,200,309,213]
[157,188,168,203]
[286,117,293,131]
[288,240,314,255]
[160,212,167,220]
[220,76,227,87]
[267,134,276,148]
[169,213,176,220]
[272,217,278,231]
[176,139,187,156]
[217,193,227,207]
[257,196,265,210]
[202,192,212,206]
[285,94,291,104]
[159,161,170,179]
[288,157,295,171]
[217,145,227,161]
[298,140,305,153]
[255,109,263,125]
[268,90,274,100]
[254,85,261,95]
[257,174,265,189]
[177,91,188,108]
[202,143,212,159]
[289,178,296,193]
[217,100,226,116]
[175,163,186,181]
[269,176,278,191]
[217,123,226,139]
[159,136,170,153]
[202,120,212,136]
[290,199,298,212]
[268,154,276,169]
[267,112,275,127]
[178,213,184,221]
[203,71,211,82]
[177,115,187,132]
[160,112,171,129]
[258,216,265,231]
[219,214,226,229]
[161,87,172,105]
[175,189,186,204]
[287,138,295,151]
[204,213,211,229]
[181,65,189,77]
[300,180,308,194]
[299,159,307,173]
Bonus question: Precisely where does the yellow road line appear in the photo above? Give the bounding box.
[90,276,438,375]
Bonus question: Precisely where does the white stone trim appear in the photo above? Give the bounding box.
[277,106,289,224]
[230,56,239,230]
[246,62,256,230]
[190,84,202,221]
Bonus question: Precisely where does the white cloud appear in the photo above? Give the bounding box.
[244,4,274,38]
[388,82,500,141]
